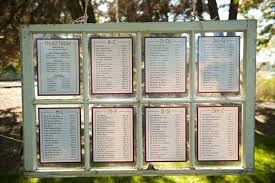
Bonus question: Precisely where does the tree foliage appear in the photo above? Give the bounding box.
[239,0,274,50]
[105,0,216,22]
[0,0,98,79]
[103,0,241,22]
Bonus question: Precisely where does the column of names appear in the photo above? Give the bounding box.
[197,106,239,161]
[91,38,132,94]
[145,37,186,93]
[39,108,81,163]
[198,36,240,92]
[146,107,186,162]
[92,107,134,162]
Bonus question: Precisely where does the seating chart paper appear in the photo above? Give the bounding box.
[91,38,133,94]
[197,106,239,161]
[92,107,134,162]
[37,39,80,95]
[198,36,240,93]
[145,37,186,93]
[145,107,186,162]
[39,108,81,163]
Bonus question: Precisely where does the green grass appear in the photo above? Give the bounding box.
[1,134,275,183]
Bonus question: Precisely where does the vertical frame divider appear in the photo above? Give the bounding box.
[242,30,247,169]
[189,31,196,169]
[243,20,256,170]
[136,32,143,169]
[136,32,142,100]
[82,32,90,170]
[21,26,37,171]
[136,103,143,169]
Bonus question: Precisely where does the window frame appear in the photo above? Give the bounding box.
[21,20,256,176]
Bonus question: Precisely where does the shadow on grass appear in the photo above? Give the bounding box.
[255,103,275,135]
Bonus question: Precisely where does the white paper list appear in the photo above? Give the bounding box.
[146,107,186,162]
[91,38,133,94]
[39,108,81,163]
[37,39,79,95]
[198,37,240,92]
[92,108,134,162]
[145,37,186,93]
[197,106,239,161]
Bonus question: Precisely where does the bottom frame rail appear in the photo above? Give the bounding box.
[24,168,253,177]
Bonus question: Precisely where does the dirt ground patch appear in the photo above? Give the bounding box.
[0,81,22,171]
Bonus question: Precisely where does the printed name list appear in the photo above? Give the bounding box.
[39,108,81,163]
[37,39,80,95]
[145,37,186,93]
[92,108,134,162]
[146,107,186,162]
[198,37,240,92]
[197,106,239,161]
[91,38,133,94]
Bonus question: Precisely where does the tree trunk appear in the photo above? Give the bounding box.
[65,0,83,21]
[229,0,238,20]
[196,0,204,20]
[228,0,238,36]
[87,0,96,23]
[207,0,220,20]
[144,0,153,22]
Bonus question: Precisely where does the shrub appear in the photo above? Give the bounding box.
[256,76,275,101]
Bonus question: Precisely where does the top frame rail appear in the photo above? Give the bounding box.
[23,20,254,33]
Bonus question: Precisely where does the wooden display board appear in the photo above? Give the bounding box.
[21,20,256,177]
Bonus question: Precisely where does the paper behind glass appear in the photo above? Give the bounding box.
[198,37,240,93]
[92,108,134,162]
[197,106,239,161]
[39,108,81,163]
[37,39,80,95]
[145,37,186,93]
[91,38,133,94]
[146,107,186,162]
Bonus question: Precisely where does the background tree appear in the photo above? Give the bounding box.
[239,0,274,51]
[105,0,241,22]
[106,0,202,22]
[239,0,274,72]
[1,0,268,80]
